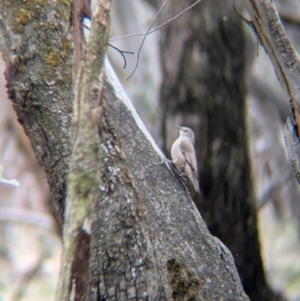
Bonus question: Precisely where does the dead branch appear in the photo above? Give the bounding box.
[109,0,203,43]
[243,0,300,184]
[107,43,134,69]
[83,23,134,69]
[126,0,203,80]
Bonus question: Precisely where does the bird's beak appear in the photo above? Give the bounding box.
[177,125,182,130]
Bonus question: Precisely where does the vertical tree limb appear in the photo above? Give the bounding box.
[243,0,300,182]
[55,1,111,300]
[243,0,300,134]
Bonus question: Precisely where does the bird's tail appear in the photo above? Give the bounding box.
[186,166,200,194]
[191,172,200,194]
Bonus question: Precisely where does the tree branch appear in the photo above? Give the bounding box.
[243,0,300,183]
[125,0,203,80]
[109,0,203,43]
[107,43,134,69]
[285,117,300,184]
[55,1,111,300]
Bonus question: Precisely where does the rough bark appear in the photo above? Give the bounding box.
[242,0,300,184]
[90,59,249,300]
[159,0,284,300]
[0,0,73,216]
[1,1,250,300]
[55,1,111,300]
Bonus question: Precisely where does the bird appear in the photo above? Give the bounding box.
[171,126,200,193]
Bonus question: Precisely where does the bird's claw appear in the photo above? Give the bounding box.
[157,157,173,165]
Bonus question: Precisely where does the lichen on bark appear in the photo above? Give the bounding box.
[0,0,73,215]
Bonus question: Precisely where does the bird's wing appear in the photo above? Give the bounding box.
[180,140,200,193]
[180,140,198,172]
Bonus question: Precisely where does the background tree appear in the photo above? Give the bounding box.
[158,0,283,300]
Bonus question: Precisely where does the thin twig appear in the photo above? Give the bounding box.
[83,23,90,30]
[88,0,203,78]
[108,43,134,69]
[126,0,171,80]
[84,23,134,69]
[110,0,202,43]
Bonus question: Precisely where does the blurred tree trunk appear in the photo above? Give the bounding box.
[159,1,284,300]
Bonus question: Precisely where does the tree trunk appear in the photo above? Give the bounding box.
[0,1,250,300]
[159,1,284,300]
[0,0,73,216]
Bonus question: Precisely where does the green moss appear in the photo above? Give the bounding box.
[7,0,73,84]
[74,172,97,199]
[10,0,70,33]
[56,4,70,21]
[61,36,74,59]
[44,35,73,70]
[167,259,200,300]
[60,73,72,84]
[17,63,27,73]
[35,0,46,5]
[18,9,34,24]
[60,0,71,8]
[12,8,35,32]
[9,0,47,33]
[45,49,60,68]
